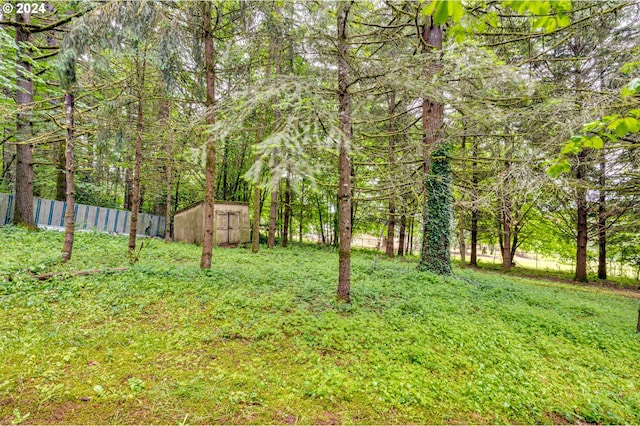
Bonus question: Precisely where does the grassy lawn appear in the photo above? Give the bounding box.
[1,227,639,424]
[471,259,640,291]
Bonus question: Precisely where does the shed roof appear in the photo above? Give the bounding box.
[173,200,249,216]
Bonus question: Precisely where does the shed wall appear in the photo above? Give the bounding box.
[173,202,250,246]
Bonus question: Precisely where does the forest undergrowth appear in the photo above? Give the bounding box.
[1,227,639,424]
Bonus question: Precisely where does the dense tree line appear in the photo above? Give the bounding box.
[1,1,639,296]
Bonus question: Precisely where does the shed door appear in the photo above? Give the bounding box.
[216,212,229,245]
[228,212,241,244]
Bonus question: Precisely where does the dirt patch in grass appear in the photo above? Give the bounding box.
[313,410,340,425]
[34,401,117,424]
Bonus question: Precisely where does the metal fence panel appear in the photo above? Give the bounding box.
[0,194,11,225]
[0,193,166,238]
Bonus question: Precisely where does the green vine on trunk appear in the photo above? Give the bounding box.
[419,143,452,275]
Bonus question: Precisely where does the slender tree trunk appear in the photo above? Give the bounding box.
[418,18,450,274]
[48,16,66,202]
[2,122,15,188]
[316,194,325,244]
[470,208,478,266]
[220,141,229,199]
[409,216,414,255]
[265,44,281,248]
[289,192,294,243]
[299,180,304,242]
[174,155,181,218]
[164,102,172,243]
[459,128,467,269]
[501,135,512,271]
[61,91,75,261]
[55,137,66,201]
[200,1,217,268]
[128,49,146,252]
[397,214,406,257]
[385,207,395,255]
[250,129,261,251]
[575,151,588,282]
[385,92,396,257]
[333,193,339,247]
[252,181,261,251]
[14,11,35,228]
[459,218,466,269]
[470,136,479,266]
[510,225,519,263]
[267,190,277,248]
[283,172,291,247]
[251,103,266,253]
[337,1,352,302]
[124,167,132,210]
[597,153,606,280]
[501,196,512,270]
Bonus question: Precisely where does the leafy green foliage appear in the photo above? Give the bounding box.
[549,76,640,177]
[1,228,639,423]
[421,0,464,25]
[421,0,571,42]
[622,77,640,97]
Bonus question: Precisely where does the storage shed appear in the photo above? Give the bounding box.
[173,201,250,246]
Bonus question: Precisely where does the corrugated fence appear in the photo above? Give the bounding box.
[0,193,166,237]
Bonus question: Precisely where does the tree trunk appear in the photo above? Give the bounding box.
[510,225,519,264]
[252,182,261,252]
[220,141,229,199]
[337,1,352,303]
[53,85,66,201]
[128,49,146,252]
[597,154,606,280]
[418,18,450,274]
[289,192,294,243]
[397,214,406,257]
[470,210,478,267]
[267,190,277,248]
[43,3,65,202]
[164,103,172,243]
[2,122,15,188]
[14,11,35,228]
[408,215,414,255]
[283,172,291,247]
[575,152,588,282]
[299,180,304,242]
[333,193,339,247]
[501,195,512,270]
[459,218,466,269]
[61,92,75,262]
[385,199,394,256]
[265,32,281,249]
[251,105,265,253]
[124,167,133,210]
[385,91,396,257]
[250,119,262,249]
[200,1,216,269]
[470,136,478,266]
[316,194,325,244]
[501,134,512,271]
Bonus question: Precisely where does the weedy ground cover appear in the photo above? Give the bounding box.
[1,226,639,424]
[474,259,639,289]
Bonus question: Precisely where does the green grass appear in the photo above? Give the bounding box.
[474,258,640,289]
[1,226,639,424]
